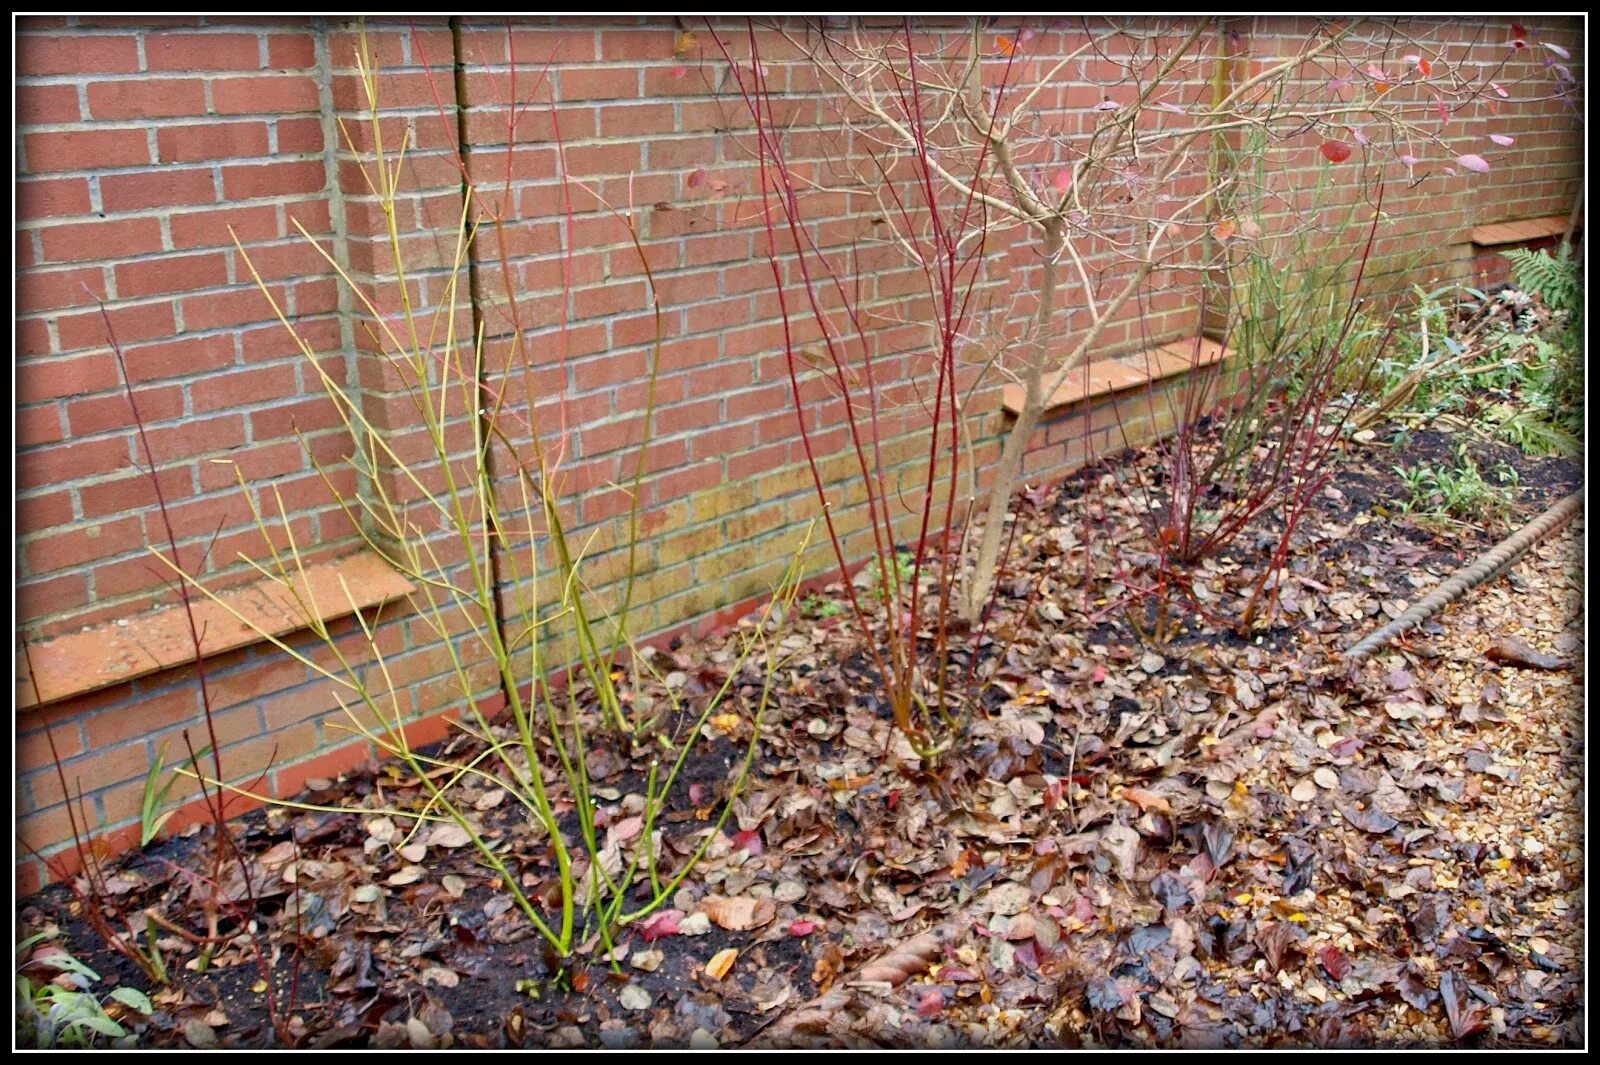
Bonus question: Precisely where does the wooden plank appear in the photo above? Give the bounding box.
[16,551,415,711]
[1002,335,1236,418]
[1470,214,1569,246]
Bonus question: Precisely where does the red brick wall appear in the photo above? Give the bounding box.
[14,16,1583,889]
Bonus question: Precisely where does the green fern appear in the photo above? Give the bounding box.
[1487,403,1582,457]
[1503,243,1582,317]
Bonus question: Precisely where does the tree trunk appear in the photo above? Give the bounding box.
[962,223,1062,621]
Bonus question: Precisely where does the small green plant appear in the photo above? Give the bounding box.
[1396,445,1518,525]
[801,592,845,619]
[15,932,151,1049]
[139,740,213,847]
[1394,464,1432,515]
[859,550,916,602]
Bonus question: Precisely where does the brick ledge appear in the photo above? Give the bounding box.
[1470,214,1571,247]
[17,551,414,712]
[1001,335,1235,418]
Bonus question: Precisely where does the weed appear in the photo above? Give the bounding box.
[15,932,152,1049]
[800,593,846,619]
[1396,444,1518,525]
[139,740,213,848]
[859,550,917,602]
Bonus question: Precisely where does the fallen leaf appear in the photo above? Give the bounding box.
[421,966,459,988]
[430,823,472,849]
[406,1017,435,1050]
[856,930,944,986]
[1123,787,1171,814]
[184,1020,217,1048]
[387,865,424,886]
[700,895,776,931]
[1339,803,1398,834]
[1486,638,1567,670]
[640,909,683,942]
[1100,823,1140,880]
[1317,944,1351,981]
[705,947,738,980]
[1440,970,1488,1038]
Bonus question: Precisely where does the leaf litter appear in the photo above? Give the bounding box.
[18,425,1582,1048]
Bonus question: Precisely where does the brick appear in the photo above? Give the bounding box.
[170,203,281,249]
[16,489,75,536]
[270,738,371,798]
[24,514,144,574]
[18,177,92,220]
[157,120,272,163]
[222,160,327,199]
[144,32,264,72]
[233,239,329,281]
[114,252,230,299]
[17,317,51,359]
[190,364,298,412]
[17,35,141,76]
[39,217,164,264]
[100,167,216,211]
[16,84,82,126]
[275,116,325,153]
[267,34,318,70]
[598,28,680,62]
[180,285,286,331]
[17,403,65,448]
[57,301,178,353]
[24,740,158,811]
[17,571,92,622]
[82,685,202,748]
[83,474,200,532]
[86,78,208,121]
[22,127,151,173]
[16,265,109,314]
[211,74,321,115]
[558,64,642,101]
[138,414,247,464]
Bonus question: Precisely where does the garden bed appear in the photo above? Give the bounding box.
[19,422,1583,1049]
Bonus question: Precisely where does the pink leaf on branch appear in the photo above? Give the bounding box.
[1456,154,1491,173]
